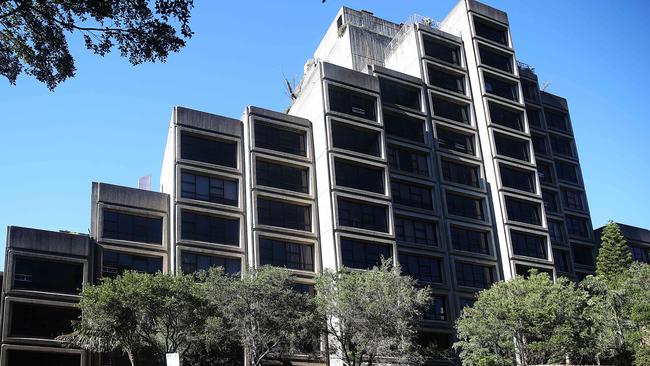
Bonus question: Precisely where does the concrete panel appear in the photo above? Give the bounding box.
[174,106,242,137]
[6,227,89,257]
[247,106,311,128]
[540,91,569,110]
[93,182,169,213]
[321,62,379,92]
[467,0,509,24]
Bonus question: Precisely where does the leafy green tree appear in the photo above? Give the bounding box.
[454,272,606,366]
[596,220,633,283]
[203,266,322,366]
[315,260,431,366]
[624,263,650,366]
[0,0,193,89]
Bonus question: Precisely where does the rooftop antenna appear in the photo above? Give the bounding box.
[138,174,152,191]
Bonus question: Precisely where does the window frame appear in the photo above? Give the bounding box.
[325,81,380,125]
[255,193,314,235]
[337,233,395,270]
[331,154,388,197]
[175,246,244,277]
[328,117,385,160]
[253,153,312,198]
[255,231,319,275]
[97,204,167,249]
[177,127,241,173]
[177,166,241,209]
[251,118,311,160]
[429,91,472,127]
[99,245,166,278]
[176,204,245,251]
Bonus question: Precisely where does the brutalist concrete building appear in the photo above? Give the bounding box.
[0,1,600,365]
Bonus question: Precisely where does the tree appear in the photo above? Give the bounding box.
[0,0,193,90]
[315,260,431,366]
[623,263,650,366]
[596,220,633,283]
[454,272,606,366]
[203,266,322,366]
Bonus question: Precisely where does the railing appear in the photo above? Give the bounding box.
[384,14,440,60]
[517,60,536,74]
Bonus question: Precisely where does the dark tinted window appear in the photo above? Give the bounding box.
[446,192,484,220]
[181,171,238,206]
[180,252,241,275]
[10,302,79,339]
[180,132,237,168]
[331,121,381,156]
[450,226,490,255]
[494,133,529,161]
[550,135,575,157]
[6,349,80,366]
[505,197,541,225]
[379,78,421,110]
[484,74,518,101]
[335,159,385,194]
[14,257,83,294]
[511,230,547,259]
[479,46,512,72]
[526,108,541,127]
[488,102,523,131]
[474,18,508,45]
[259,238,314,271]
[383,110,425,143]
[257,198,311,232]
[400,254,442,283]
[338,197,388,232]
[340,238,391,270]
[427,65,465,94]
[562,188,585,211]
[553,249,571,273]
[387,145,429,176]
[328,84,377,121]
[422,37,460,65]
[431,97,470,124]
[456,262,494,288]
[392,180,433,210]
[500,165,535,193]
[417,332,452,352]
[516,264,553,278]
[522,81,538,101]
[555,161,579,183]
[437,127,474,155]
[256,159,308,193]
[441,159,480,188]
[181,211,239,245]
[544,110,568,132]
[102,250,162,278]
[537,161,553,184]
[566,215,589,238]
[542,189,560,214]
[531,134,548,155]
[572,244,594,266]
[424,296,447,321]
[548,220,565,243]
[395,216,437,247]
[255,122,307,156]
[631,247,650,264]
[103,210,163,244]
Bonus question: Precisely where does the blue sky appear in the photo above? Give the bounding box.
[1,0,649,269]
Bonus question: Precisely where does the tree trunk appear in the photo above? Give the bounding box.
[127,351,137,366]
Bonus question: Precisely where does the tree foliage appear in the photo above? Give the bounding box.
[0,0,193,89]
[596,220,633,283]
[315,260,431,366]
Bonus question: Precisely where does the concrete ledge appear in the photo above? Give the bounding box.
[467,0,509,24]
[371,65,422,85]
[174,106,242,137]
[417,24,463,44]
[540,91,568,110]
[93,182,169,212]
[247,106,312,128]
[6,227,89,257]
[321,62,379,92]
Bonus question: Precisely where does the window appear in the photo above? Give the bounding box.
[437,127,474,155]
[400,254,442,283]
[544,110,569,132]
[255,122,307,156]
[337,197,388,232]
[446,192,484,220]
[328,84,377,121]
[256,159,309,193]
[531,134,548,155]
[395,216,437,247]
[474,18,508,45]
[553,249,571,273]
[505,197,541,225]
[417,333,452,353]
[257,198,311,232]
[456,262,494,288]
[516,264,552,278]
[180,252,241,275]
[9,302,79,339]
[572,244,594,266]
[335,159,385,193]
[391,180,433,210]
[555,161,579,183]
[522,81,538,101]
[331,121,381,156]
[458,297,476,312]
[500,164,535,193]
[526,108,541,127]
[631,247,650,263]
[442,159,480,188]
[479,46,512,72]
[340,238,391,269]
[488,102,524,131]
[450,226,490,255]
[180,132,237,168]
[511,230,547,259]
[383,110,425,143]
[548,220,565,243]
[566,215,589,238]
[181,211,239,245]
[484,74,518,101]
[427,65,465,94]
[102,250,162,278]
[13,257,83,294]
[494,133,529,161]
[103,210,163,244]
[431,97,470,124]
[387,145,429,176]
[550,135,575,157]
[542,189,559,214]
[422,37,460,65]
[379,78,421,110]
[537,161,554,184]
[424,296,447,321]
[6,349,80,366]
[292,283,315,295]
[259,238,314,271]
[561,188,585,211]
[181,171,238,205]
